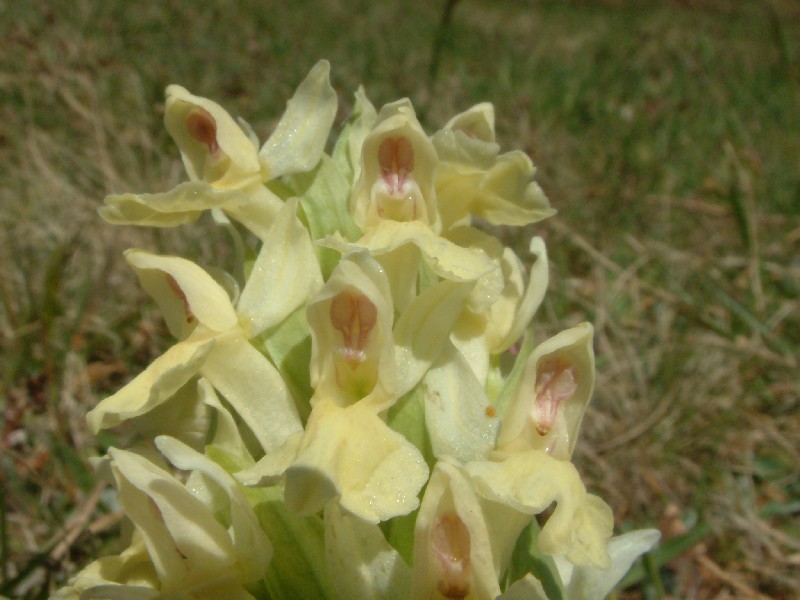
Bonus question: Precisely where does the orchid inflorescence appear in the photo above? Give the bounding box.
[56,61,659,600]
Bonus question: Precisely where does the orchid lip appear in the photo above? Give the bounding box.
[378,136,414,194]
[371,135,423,222]
[330,291,378,366]
[431,512,472,600]
[533,355,578,436]
[186,107,220,155]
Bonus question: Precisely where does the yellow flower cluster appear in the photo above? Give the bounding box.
[56,61,658,600]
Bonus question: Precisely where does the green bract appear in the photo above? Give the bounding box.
[58,61,659,600]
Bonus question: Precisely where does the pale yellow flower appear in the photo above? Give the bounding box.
[323,502,411,600]
[413,459,501,600]
[100,61,337,240]
[453,324,613,568]
[432,103,555,231]
[57,438,271,600]
[241,252,477,523]
[351,100,439,232]
[496,323,595,460]
[466,451,613,568]
[87,200,320,455]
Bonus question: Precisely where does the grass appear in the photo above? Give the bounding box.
[1,0,799,597]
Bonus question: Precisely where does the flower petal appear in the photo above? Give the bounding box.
[444,102,496,143]
[342,86,378,183]
[100,182,284,240]
[235,431,304,486]
[237,198,323,337]
[200,332,303,453]
[125,249,238,335]
[220,184,286,240]
[165,85,262,188]
[155,435,273,582]
[473,151,556,227]
[421,342,499,463]
[285,399,428,523]
[86,333,216,433]
[466,451,613,568]
[356,220,498,284]
[488,236,549,353]
[100,181,243,227]
[324,502,412,600]
[393,278,475,398]
[444,225,505,314]
[259,60,338,179]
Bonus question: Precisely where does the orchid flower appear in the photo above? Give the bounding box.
[351,99,439,231]
[100,61,337,240]
[62,65,662,600]
[432,103,555,232]
[466,451,613,569]
[241,252,477,523]
[447,234,549,390]
[413,459,502,600]
[87,200,320,455]
[56,438,271,599]
[332,97,501,310]
[496,323,595,460]
[455,323,613,569]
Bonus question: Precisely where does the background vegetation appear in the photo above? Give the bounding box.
[1,0,798,597]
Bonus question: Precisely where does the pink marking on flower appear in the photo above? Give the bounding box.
[186,107,220,154]
[329,292,378,365]
[378,136,414,194]
[431,512,471,600]
[533,356,578,436]
[165,274,195,324]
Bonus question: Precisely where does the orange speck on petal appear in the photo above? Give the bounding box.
[485,406,496,417]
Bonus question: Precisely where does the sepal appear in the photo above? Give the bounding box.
[324,503,412,600]
[259,60,338,179]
